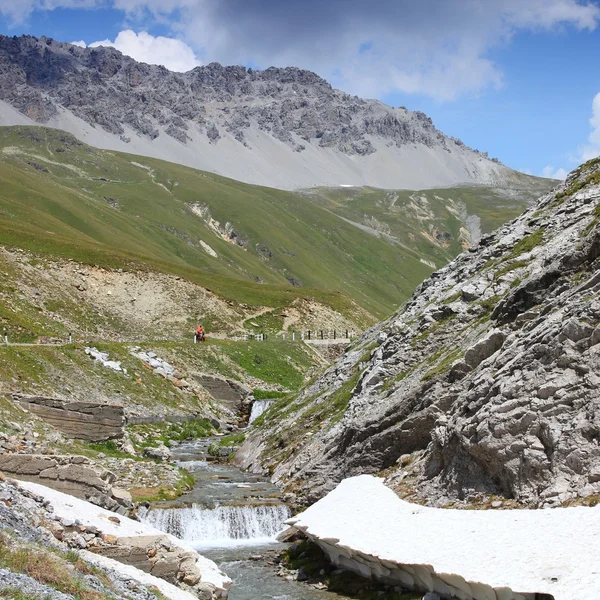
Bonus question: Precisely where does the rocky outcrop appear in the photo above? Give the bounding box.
[5,478,231,599]
[196,376,252,414]
[0,453,131,513]
[238,158,600,507]
[12,394,124,441]
[0,35,519,190]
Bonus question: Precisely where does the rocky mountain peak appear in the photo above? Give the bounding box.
[0,34,515,189]
[237,157,600,508]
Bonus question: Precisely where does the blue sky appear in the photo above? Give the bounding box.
[1,0,600,179]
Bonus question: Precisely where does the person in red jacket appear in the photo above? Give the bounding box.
[195,324,205,343]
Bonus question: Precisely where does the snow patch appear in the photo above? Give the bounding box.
[16,480,231,593]
[288,475,600,600]
[85,346,125,373]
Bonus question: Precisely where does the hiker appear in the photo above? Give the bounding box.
[195,324,205,343]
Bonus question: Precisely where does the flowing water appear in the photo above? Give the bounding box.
[249,400,273,424]
[141,438,343,599]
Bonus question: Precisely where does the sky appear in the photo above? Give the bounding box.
[1,1,600,179]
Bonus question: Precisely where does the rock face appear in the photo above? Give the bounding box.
[238,158,600,507]
[196,376,252,414]
[0,35,520,190]
[12,394,124,441]
[0,453,131,513]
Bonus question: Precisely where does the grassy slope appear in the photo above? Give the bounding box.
[0,126,439,320]
[305,174,556,265]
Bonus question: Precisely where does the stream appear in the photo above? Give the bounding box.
[140,438,343,599]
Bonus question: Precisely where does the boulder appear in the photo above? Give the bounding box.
[464,329,506,369]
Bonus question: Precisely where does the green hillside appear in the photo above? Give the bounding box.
[304,177,555,266]
[0,126,555,322]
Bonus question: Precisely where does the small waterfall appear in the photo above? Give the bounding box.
[249,400,273,424]
[140,503,290,549]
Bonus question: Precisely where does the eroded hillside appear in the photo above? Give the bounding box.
[238,157,600,509]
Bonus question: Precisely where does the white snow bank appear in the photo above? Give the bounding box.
[287,475,600,600]
[17,480,231,593]
[81,551,197,600]
[85,346,125,373]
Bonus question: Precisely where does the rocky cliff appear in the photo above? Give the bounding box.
[237,158,600,508]
[0,35,521,190]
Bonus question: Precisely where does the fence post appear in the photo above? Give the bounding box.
[307,330,311,340]
[334,330,336,339]
[346,330,349,339]
[3,330,7,345]
[320,330,323,339]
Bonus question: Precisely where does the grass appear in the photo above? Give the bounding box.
[554,157,600,204]
[0,535,108,600]
[217,432,246,447]
[0,126,464,322]
[477,295,502,313]
[128,418,216,450]
[422,347,463,381]
[506,228,545,260]
[381,368,413,392]
[411,311,457,347]
[493,259,530,281]
[252,389,288,400]
[207,432,247,457]
[130,467,195,502]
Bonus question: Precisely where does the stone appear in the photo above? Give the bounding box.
[143,444,171,462]
[464,329,506,369]
[13,394,124,442]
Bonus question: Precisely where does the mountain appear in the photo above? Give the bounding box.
[1,34,535,191]
[237,157,600,509]
[0,126,555,328]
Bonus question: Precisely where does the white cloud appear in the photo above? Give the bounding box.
[541,166,569,180]
[0,0,101,23]
[2,0,600,100]
[578,91,600,162]
[86,30,201,72]
[109,0,600,100]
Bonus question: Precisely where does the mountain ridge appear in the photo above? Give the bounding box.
[0,34,529,190]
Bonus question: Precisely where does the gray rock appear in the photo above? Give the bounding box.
[236,157,600,509]
[464,329,506,369]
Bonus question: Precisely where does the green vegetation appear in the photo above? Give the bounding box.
[217,432,246,447]
[582,203,600,237]
[506,228,545,260]
[477,295,502,314]
[128,418,216,450]
[493,259,530,281]
[0,533,109,600]
[0,339,318,414]
[207,433,246,457]
[0,126,456,321]
[252,389,288,400]
[555,157,600,204]
[130,467,195,503]
[422,347,463,381]
[441,290,462,304]
[411,312,457,347]
[381,368,412,392]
